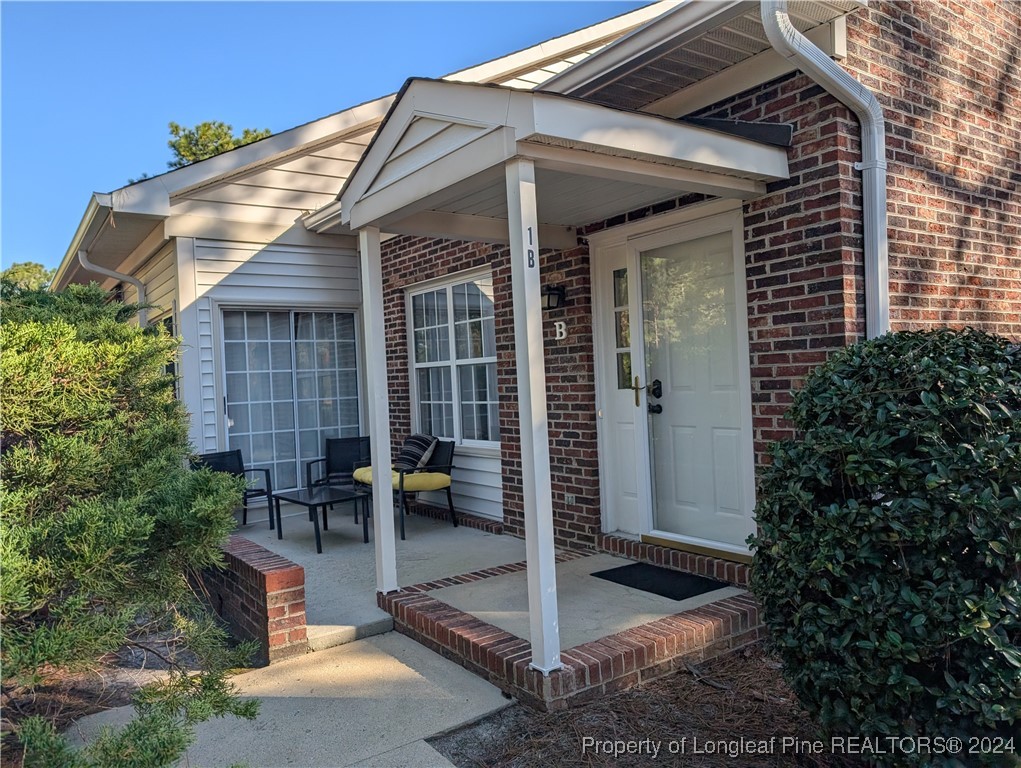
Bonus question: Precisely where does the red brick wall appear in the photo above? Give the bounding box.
[374,0,1020,536]
[378,236,601,549]
[200,535,308,665]
[843,0,1020,337]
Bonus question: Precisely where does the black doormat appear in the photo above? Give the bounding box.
[591,562,729,601]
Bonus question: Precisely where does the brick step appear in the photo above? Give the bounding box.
[379,568,763,711]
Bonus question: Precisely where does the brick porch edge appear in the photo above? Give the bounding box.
[378,561,764,710]
[408,500,504,534]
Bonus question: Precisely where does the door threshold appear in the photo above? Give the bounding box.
[641,534,752,565]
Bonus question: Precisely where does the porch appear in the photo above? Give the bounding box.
[238,502,764,710]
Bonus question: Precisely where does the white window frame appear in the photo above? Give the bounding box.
[406,267,499,449]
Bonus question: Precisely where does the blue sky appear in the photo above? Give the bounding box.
[1,1,646,271]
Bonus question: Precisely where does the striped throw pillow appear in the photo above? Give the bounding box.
[395,434,437,471]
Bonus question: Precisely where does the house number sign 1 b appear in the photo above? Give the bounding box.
[527,227,536,268]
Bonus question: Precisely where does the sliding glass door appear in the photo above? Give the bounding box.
[223,310,360,491]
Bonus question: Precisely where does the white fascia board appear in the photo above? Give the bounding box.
[52,194,110,290]
[445,1,682,85]
[541,0,753,96]
[642,17,845,117]
[529,93,790,180]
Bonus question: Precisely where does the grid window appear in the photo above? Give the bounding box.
[410,275,498,445]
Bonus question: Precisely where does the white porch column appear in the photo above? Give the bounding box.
[359,226,398,594]
[505,158,562,674]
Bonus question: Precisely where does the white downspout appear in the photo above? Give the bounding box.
[77,213,148,327]
[761,0,890,338]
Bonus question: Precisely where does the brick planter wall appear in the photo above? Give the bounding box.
[200,535,308,665]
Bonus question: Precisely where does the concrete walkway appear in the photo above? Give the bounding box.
[66,632,510,767]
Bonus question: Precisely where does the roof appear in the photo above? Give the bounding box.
[337,79,788,236]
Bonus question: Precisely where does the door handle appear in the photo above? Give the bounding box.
[649,379,663,399]
[631,375,643,407]
[648,403,663,415]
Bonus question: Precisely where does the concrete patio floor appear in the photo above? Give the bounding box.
[236,503,760,708]
[236,502,526,650]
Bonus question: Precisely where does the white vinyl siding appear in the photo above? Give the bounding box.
[444,450,504,521]
[197,297,218,451]
[194,240,360,305]
[189,239,361,458]
[135,243,177,317]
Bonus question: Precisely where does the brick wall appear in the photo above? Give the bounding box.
[200,535,308,665]
[842,0,1020,337]
[378,236,601,549]
[373,0,1020,540]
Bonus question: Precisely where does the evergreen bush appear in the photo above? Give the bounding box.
[1,283,257,767]
[750,328,1020,766]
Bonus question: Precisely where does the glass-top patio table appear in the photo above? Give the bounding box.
[272,486,371,553]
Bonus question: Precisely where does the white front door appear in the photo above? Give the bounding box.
[633,226,755,551]
[594,206,755,554]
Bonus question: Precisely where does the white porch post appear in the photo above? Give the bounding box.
[505,158,562,674]
[359,225,398,594]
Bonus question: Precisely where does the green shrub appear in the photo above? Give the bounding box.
[750,329,1020,765]
[1,284,256,766]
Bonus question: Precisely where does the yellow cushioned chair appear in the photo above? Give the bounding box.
[353,437,457,540]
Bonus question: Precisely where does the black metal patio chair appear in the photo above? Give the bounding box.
[191,449,273,528]
[305,436,372,522]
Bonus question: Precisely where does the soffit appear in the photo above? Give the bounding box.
[546,0,864,112]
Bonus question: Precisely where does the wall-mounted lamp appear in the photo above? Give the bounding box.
[541,284,566,311]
